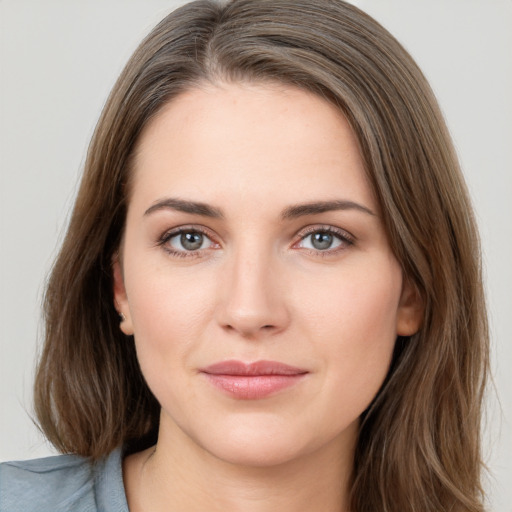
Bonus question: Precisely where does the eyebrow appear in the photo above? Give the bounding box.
[281,200,376,219]
[144,198,224,218]
[144,197,375,219]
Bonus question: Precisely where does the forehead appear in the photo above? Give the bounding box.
[129,82,375,215]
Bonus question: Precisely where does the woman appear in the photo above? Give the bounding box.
[0,1,488,511]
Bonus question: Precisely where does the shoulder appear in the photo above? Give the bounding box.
[0,448,127,512]
[0,453,95,512]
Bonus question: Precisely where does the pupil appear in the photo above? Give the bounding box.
[312,232,332,250]
[181,232,203,250]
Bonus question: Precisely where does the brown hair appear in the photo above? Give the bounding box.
[34,1,489,510]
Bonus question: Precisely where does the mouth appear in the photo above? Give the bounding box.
[200,360,309,400]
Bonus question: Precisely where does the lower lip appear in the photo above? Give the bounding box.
[202,374,306,399]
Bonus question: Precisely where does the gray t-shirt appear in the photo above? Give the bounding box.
[0,447,128,512]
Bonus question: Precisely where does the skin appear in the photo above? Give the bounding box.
[113,82,422,512]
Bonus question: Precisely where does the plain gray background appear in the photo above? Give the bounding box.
[1,1,511,510]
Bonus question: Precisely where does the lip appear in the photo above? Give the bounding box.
[200,360,308,399]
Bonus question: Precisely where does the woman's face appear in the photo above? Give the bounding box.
[114,82,421,467]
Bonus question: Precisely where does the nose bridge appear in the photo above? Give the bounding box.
[217,236,288,336]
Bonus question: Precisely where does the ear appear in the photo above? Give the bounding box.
[112,256,134,336]
[396,277,423,336]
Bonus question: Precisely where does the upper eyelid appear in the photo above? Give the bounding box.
[159,224,217,242]
[295,224,355,242]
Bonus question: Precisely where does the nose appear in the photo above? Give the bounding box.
[215,245,290,338]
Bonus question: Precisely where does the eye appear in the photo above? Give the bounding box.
[159,228,218,256]
[296,227,353,253]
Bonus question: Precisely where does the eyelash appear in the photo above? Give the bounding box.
[157,225,355,259]
[157,225,217,259]
[294,225,355,256]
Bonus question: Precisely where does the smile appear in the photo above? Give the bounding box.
[200,360,309,399]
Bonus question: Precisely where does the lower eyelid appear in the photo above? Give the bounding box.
[298,236,348,252]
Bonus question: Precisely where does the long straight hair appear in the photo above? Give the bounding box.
[34,1,489,510]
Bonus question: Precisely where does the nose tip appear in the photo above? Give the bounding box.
[219,295,288,338]
[216,259,290,338]
[222,315,282,338]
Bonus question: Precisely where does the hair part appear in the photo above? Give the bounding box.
[34,1,489,511]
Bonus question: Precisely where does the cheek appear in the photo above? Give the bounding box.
[123,258,217,378]
[297,262,402,405]
[125,275,208,418]
[301,267,401,340]
[126,256,212,329]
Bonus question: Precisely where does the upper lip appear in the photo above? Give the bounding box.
[200,360,308,376]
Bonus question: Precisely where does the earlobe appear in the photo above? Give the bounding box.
[396,278,424,336]
[112,256,134,336]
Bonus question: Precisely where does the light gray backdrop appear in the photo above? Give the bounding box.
[1,1,510,510]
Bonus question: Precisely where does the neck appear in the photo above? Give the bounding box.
[124,415,356,512]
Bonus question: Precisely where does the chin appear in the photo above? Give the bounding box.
[207,434,310,468]
[189,414,356,469]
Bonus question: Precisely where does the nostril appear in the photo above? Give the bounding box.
[225,324,274,330]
